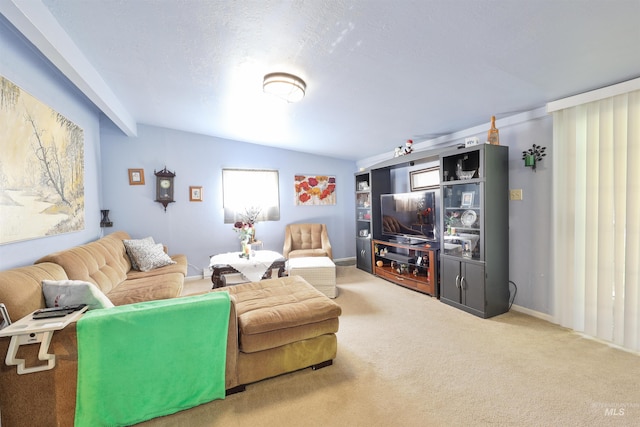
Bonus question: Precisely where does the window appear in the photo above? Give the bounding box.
[222,169,280,223]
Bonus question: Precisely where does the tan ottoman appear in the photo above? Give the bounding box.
[216,275,341,389]
[288,257,337,298]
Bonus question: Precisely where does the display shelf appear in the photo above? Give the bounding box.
[355,170,391,272]
[439,144,509,318]
[355,174,372,240]
[440,148,481,183]
[378,251,415,264]
[372,239,439,297]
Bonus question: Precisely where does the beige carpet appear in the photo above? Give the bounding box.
[141,266,639,426]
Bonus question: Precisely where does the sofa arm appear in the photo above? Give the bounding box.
[0,296,241,426]
[224,294,240,390]
[282,226,293,259]
[174,289,239,391]
[0,324,79,427]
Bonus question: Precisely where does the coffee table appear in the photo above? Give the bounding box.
[209,250,286,288]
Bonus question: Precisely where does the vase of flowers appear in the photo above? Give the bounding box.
[241,238,251,259]
[233,221,254,258]
[232,207,261,258]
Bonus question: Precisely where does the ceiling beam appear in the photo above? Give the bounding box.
[0,0,137,136]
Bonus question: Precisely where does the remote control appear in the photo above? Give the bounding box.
[33,304,87,319]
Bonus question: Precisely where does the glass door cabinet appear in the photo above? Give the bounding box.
[355,170,390,272]
[439,144,510,318]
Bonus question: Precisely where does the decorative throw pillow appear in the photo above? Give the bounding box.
[126,243,176,272]
[123,237,155,270]
[42,280,115,310]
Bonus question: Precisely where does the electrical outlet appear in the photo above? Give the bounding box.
[510,189,523,201]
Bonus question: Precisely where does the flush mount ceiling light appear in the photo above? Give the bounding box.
[263,72,306,103]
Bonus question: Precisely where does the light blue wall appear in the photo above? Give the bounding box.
[100,122,357,277]
[0,16,103,270]
[502,116,553,315]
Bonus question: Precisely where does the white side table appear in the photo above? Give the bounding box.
[0,306,88,374]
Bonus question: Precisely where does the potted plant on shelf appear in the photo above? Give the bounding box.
[522,144,547,172]
[444,211,460,235]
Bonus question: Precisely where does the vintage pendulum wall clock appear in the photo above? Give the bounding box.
[154,167,176,211]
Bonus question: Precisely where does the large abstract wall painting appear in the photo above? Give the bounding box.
[0,76,85,244]
[294,174,336,206]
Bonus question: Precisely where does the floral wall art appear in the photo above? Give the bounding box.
[294,174,336,206]
[0,76,85,244]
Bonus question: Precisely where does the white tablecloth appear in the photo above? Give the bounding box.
[209,250,285,282]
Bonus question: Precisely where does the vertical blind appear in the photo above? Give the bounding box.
[552,89,640,352]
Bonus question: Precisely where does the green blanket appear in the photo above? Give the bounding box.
[75,292,230,427]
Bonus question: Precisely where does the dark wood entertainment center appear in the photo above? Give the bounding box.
[355,144,510,318]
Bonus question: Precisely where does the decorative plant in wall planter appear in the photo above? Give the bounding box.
[522,144,547,172]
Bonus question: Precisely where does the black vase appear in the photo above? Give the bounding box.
[100,210,113,227]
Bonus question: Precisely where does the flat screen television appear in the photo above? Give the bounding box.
[380,190,440,244]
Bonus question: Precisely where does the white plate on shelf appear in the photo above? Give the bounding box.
[460,210,477,227]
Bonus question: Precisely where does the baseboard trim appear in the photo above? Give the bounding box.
[334,257,356,266]
[510,304,553,323]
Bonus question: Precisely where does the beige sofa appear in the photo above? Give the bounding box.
[0,232,341,426]
[35,230,187,307]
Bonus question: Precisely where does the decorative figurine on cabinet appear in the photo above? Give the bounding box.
[394,139,414,157]
[403,139,413,155]
[487,116,500,145]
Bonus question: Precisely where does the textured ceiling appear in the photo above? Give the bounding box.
[20,0,640,160]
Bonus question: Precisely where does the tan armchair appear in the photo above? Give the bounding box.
[283,223,332,259]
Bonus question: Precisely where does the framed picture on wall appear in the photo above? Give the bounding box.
[128,169,145,185]
[0,75,86,244]
[189,186,203,202]
[294,174,336,206]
